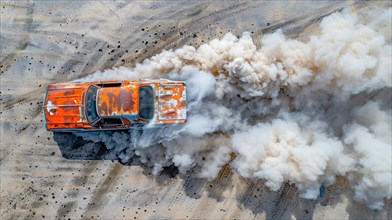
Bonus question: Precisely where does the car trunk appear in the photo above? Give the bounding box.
[43,83,88,129]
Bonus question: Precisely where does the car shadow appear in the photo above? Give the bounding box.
[53,132,118,160]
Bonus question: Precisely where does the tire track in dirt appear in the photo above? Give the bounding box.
[268,183,298,220]
[81,162,123,215]
[2,88,43,111]
[0,2,35,76]
[54,160,101,219]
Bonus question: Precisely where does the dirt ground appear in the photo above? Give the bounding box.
[1,1,391,219]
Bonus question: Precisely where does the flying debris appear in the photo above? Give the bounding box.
[43,79,186,131]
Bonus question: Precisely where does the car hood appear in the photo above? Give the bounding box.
[43,83,88,129]
[158,84,186,121]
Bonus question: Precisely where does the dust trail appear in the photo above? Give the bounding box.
[75,8,391,209]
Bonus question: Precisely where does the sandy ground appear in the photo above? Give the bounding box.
[1,1,391,219]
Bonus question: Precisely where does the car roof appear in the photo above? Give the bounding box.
[96,85,138,117]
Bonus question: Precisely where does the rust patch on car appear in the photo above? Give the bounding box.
[120,87,135,112]
[99,102,108,115]
[96,85,139,117]
[105,90,121,115]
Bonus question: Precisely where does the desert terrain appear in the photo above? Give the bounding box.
[1,1,391,219]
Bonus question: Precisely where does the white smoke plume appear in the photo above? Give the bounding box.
[232,113,354,198]
[75,8,391,209]
[344,102,392,210]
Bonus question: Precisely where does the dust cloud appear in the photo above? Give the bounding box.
[76,9,391,209]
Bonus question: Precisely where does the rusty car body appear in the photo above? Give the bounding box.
[43,79,186,132]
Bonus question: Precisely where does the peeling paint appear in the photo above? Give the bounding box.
[46,100,55,115]
[158,84,187,121]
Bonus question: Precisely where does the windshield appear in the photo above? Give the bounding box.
[138,86,154,120]
[85,85,100,124]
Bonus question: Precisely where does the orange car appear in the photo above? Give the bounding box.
[43,79,186,132]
